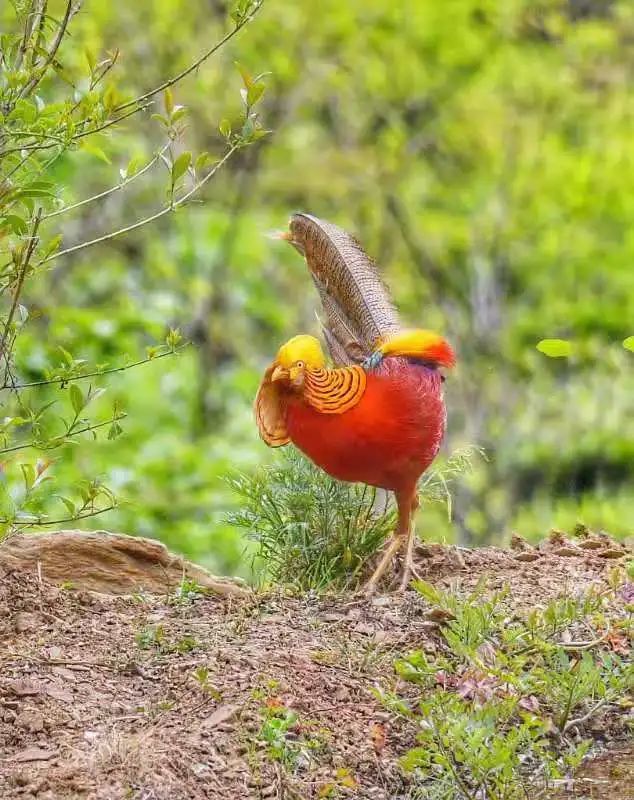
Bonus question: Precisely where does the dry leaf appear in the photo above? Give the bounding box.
[370,722,387,754]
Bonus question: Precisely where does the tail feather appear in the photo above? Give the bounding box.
[287,213,400,365]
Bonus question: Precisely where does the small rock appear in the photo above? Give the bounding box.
[515,551,540,562]
[578,538,606,550]
[552,546,583,557]
[598,548,626,559]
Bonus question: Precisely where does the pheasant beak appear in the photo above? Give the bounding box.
[271,364,290,383]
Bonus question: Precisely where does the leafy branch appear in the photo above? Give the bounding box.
[0,412,127,456]
[42,145,239,264]
[42,144,171,220]
[7,341,188,391]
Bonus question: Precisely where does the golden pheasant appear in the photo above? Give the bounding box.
[255,213,455,594]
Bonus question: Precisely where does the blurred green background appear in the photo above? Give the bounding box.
[4,0,634,576]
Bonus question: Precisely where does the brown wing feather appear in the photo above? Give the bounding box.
[303,366,366,414]
[254,365,290,447]
[288,213,401,365]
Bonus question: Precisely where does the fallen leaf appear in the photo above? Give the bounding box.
[606,630,630,656]
[370,722,387,754]
[424,608,456,624]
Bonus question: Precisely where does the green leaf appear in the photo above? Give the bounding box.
[235,61,253,89]
[164,87,174,115]
[4,215,27,235]
[20,463,36,492]
[241,116,255,140]
[166,327,182,349]
[623,336,634,352]
[195,151,213,172]
[171,106,187,124]
[247,82,265,107]
[108,422,123,440]
[41,234,63,259]
[219,119,232,138]
[70,384,84,415]
[171,152,192,182]
[124,155,145,179]
[85,48,96,72]
[59,346,74,366]
[536,339,572,358]
[80,140,111,164]
[59,497,76,517]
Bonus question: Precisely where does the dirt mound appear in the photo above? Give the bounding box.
[0,531,631,799]
[0,531,248,597]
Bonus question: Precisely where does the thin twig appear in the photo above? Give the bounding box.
[18,1,78,101]
[8,504,117,527]
[71,102,152,142]
[43,145,238,264]
[0,414,126,456]
[6,653,115,670]
[0,209,42,359]
[560,630,611,651]
[14,0,38,71]
[563,698,610,734]
[42,144,170,220]
[5,343,187,390]
[113,4,262,114]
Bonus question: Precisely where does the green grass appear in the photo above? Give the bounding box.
[377,578,633,800]
[227,446,483,591]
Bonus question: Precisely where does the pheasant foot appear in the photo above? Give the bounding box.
[361,534,406,597]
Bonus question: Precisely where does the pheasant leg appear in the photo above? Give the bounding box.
[362,488,416,597]
[398,520,423,592]
[363,534,406,596]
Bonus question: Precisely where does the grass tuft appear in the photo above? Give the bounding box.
[227,446,483,591]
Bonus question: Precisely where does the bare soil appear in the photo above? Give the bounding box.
[0,533,632,800]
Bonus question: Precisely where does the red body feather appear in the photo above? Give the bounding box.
[285,359,445,493]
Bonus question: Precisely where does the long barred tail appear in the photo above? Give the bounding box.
[284,213,401,366]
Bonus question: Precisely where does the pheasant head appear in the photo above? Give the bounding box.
[270,334,326,388]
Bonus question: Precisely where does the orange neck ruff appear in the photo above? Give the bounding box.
[254,365,366,446]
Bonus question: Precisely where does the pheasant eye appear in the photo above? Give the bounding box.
[296,360,305,368]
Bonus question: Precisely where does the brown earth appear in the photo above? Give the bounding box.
[0,530,632,800]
